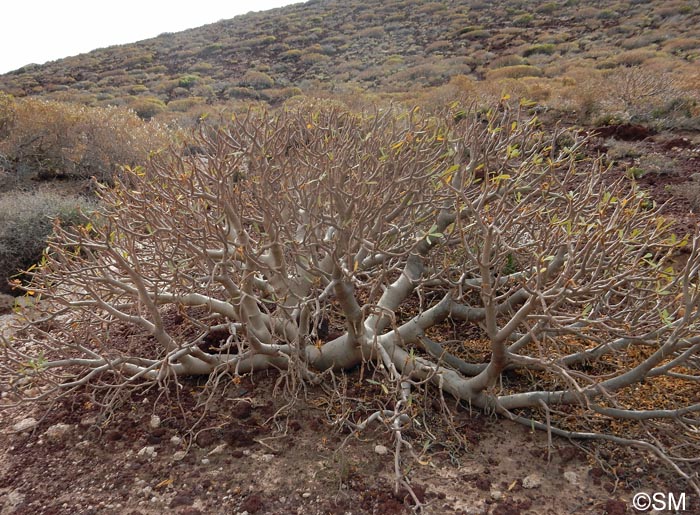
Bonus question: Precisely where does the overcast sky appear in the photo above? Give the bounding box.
[0,1,303,74]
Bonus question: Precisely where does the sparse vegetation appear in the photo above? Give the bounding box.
[0,95,166,182]
[3,104,700,504]
[1,1,700,512]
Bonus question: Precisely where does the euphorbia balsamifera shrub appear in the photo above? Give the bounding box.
[3,103,699,494]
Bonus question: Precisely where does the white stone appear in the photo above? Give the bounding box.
[170,436,182,446]
[201,458,210,465]
[522,473,542,489]
[374,444,389,455]
[137,446,157,458]
[12,417,38,432]
[44,423,72,441]
[208,443,227,456]
[79,416,98,427]
[173,451,187,461]
[260,453,275,462]
[302,492,312,498]
[563,471,580,485]
[149,415,161,429]
[490,490,503,500]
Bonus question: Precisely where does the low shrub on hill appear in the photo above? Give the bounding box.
[0,189,95,295]
[0,95,167,183]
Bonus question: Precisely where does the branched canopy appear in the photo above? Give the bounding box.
[2,104,699,492]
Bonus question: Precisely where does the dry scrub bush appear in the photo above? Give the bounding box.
[0,190,95,295]
[0,97,167,183]
[596,67,679,121]
[2,104,699,496]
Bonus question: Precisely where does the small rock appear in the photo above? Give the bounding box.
[564,471,580,485]
[170,436,182,446]
[12,417,38,432]
[522,473,542,489]
[170,494,194,508]
[172,450,187,461]
[149,415,161,429]
[80,415,98,427]
[208,443,228,456]
[260,453,275,462]
[490,490,503,500]
[302,492,312,498]
[137,446,157,459]
[374,444,389,456]
[201,458,210,465]
[44,423,72,441]
[458,461,485,475]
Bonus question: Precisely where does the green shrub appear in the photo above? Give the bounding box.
[456,25,484,36]
[238,70,275,90]
[597,9,617,19]
[460,29,490,40]
[537,2,559,13]
[178,75,199,89]
[626,166,646,179]
[486,65,544,80]
[128,96,166,119]
[513,13,534,26]
[0,92,15,139]
[299,52,330,65]
[523,44,556,57]
[129,84,149,94]
[0,190,95,295]
[241,35,277,48]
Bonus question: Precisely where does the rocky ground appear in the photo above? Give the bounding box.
[0,370,672,515]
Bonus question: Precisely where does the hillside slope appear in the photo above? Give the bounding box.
[1,0,698,118]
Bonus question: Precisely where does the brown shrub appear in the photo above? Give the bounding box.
[167,97,207,113]
[299,52,330,65]
[485,65,544,80]
[127,96,167,120]
[238,70,275,90]
[0,97,167,183]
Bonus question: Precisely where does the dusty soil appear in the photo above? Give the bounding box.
[0,308,688,515]
[590,125,700,233]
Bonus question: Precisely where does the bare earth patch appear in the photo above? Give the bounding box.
[0,309,681,515]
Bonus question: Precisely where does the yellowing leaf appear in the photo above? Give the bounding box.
[155,478,173,489]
